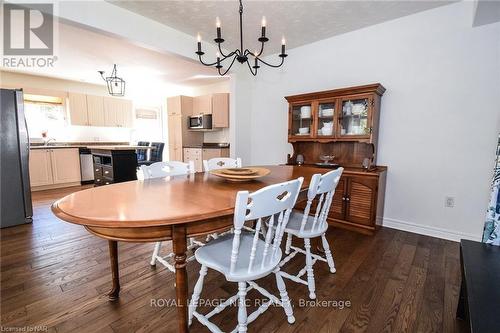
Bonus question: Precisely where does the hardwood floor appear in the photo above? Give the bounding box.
[1,186,467,332]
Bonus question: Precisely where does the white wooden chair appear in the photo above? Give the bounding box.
[189,177,304,333]
[140,160,195,179]
[142,161,203,272]
[203,157,242,172]
[277,168,343,299]
[203,157,244,239]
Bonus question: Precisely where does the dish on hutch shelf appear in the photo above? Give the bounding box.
[320,109,334,117]
[298,127,309,134]
[352,104,367,116]
[300,106,312,119]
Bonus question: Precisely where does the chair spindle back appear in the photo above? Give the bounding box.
[230,177,304,274]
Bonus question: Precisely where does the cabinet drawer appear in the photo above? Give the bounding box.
[95,175,113,186]
[102,166,113,178]
[94,176,104,186]
[94,166,102,178]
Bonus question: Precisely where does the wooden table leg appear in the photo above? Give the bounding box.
[107,240,120,301]
[172,225,189,333]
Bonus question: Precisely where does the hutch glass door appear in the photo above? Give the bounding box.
[317,100,336,138]
[339,96,371,137]
[290,103,313,138]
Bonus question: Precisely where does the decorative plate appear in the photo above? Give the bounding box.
[210,167,271,182]
[221,168,256,176]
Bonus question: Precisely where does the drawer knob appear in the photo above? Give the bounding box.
[104,171,109,174]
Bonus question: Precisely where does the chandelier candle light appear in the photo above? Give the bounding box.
[196,0,287,76]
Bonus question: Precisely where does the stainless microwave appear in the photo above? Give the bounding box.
[188,114,212,130]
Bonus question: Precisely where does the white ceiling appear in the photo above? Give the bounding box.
[2,1,455,88]
[1,20,227,87]
[109,0,455,56]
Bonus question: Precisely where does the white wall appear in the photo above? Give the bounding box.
[234,2,500,241]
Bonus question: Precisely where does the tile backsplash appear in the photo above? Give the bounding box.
[204,128,229,143]
[32,125,132,143]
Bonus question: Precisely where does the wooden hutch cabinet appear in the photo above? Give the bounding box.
[285,83,387,235]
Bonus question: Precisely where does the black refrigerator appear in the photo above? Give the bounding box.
[1,88,33,227]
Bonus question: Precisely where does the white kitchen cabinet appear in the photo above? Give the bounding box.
[104,97,133,127]
[167,96,203,161]
[168,115,183,161]
[202,148,230,161]
[183,147,230,172]
[68,93,132,128]
[191,93,229,127]
[50,148,82,184]
[68,93,89,126]
[29,148,81,190]
[193,95,212,115]
[120,99,133,127]
[29,149,53,186]
[86,95,105,126]
[169,144,183,161]
[103,97,118,127]
[167,95,182,116]
[211,93,229,128]
[183,148,203,172]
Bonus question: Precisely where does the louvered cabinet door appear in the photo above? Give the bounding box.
[330,177,347,220]
[345,176,378,226]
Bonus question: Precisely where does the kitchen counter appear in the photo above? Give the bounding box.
[30,142,129,150]
[90,145,155,151]
[182,143,230,149]
[30,145,87,149]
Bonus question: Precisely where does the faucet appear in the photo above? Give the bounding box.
[44,138,56,146]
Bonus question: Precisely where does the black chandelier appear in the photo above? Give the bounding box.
[196,0,287,76]
[98,64,125,96]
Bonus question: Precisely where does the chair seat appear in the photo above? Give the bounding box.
[138,160,153,166]
[283,211,328,238]
[195,231,282,282]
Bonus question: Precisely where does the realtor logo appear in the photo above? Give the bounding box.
[3,3,54,55]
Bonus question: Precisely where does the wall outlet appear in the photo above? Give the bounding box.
[445,196,455,208]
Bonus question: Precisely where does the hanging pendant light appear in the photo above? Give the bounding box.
[196,0,287,76]
[98,64,126,96]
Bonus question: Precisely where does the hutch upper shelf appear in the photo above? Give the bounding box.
[285,83,386,144]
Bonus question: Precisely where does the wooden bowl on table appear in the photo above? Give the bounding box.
[210,167,271,182]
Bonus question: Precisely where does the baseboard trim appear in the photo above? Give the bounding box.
[382,217,481,242]
[31,181,82,192]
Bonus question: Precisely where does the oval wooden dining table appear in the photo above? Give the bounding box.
[51,165,328,332]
